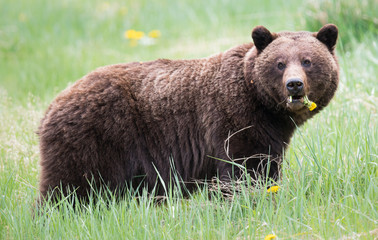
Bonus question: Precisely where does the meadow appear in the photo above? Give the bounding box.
[0,0,377,239]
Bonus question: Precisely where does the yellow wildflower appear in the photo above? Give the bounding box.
[303,95,317,111]
[264,234,277,240]
[125,30,135,39]
[267,185,280,193]
[148,30,161,38]
[124,30,144,40]
[134,31,144,39]
[309,102,317,111]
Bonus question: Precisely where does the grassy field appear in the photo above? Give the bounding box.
[0,0,377,239]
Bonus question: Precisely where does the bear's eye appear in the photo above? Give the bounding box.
[302,59,311,68]
[277,62,286,70]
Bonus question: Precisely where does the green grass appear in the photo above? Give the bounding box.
[304,0,378,48]
[0,0,377,239]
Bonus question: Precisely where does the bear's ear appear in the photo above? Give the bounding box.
[252,26,277,52]
[315,24,338,51]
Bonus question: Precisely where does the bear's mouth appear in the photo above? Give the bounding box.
[286,95,305,111]
[287,95,317,112]
[288,95,304,103]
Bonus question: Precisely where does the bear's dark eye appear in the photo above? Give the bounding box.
[302,59,311,68]
[277,62,286,70]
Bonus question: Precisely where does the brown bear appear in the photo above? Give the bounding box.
[38,24,339,202]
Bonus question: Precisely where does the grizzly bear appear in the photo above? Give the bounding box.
[38,24,339,202]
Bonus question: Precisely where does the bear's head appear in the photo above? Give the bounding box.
[245,24,339,120]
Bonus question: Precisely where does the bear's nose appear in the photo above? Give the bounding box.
[286,78,304,95]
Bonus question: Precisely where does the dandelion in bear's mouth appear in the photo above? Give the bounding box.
[308,101,317,111]
[288,95,317,111]
[264,234,277,240]
[267,185,280,193]
[303,95,317,111]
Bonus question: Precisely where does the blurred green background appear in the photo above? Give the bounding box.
[1,0,376,104]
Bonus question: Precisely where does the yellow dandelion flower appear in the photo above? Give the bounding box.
[267,185,280,193]
[148,30,161,38]
[309,102,317,111]
[124,30,144,40]
[134,31,144,39]
[264,234,277,240]
[303,95,317,111]
[125,29,136,39]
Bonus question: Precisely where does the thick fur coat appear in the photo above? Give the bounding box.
[38,24,339,201]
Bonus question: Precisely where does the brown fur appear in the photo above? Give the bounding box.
[38,25,339,202]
